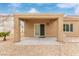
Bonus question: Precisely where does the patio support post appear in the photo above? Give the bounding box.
[24,20,27,37]
[14,15,20,42]
[57,16,64,42]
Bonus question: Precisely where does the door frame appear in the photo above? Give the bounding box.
[34,24,45,37]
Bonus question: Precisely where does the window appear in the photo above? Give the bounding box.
[63,24,73,32]
[66,24,69,32]
[70,24,73,32]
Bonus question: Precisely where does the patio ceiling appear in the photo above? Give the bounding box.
[19,18,57,23]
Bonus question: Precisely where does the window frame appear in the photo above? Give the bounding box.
[63,24,73,32]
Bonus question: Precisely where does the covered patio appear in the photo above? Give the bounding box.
[15,37,60,45]
[13,14,64,42]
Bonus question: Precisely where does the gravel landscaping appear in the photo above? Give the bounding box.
[0,37,78,56]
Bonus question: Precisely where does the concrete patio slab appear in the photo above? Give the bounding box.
[15,37,60,45]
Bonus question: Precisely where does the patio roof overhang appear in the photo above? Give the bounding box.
[13,13,64,42]
[15,14,64,23]
[14,13,64,19]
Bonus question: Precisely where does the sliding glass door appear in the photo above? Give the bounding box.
[34,24,45,37]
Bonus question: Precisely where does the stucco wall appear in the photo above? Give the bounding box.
[24,20,34,37]
[24,18,79,37]
[45,20,58,37]
[24,19,58,37]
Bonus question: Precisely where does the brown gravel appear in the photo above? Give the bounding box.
[0,39,79,56]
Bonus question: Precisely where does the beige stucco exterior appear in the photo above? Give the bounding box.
[2,13,79,42]
[24,18,58,37]
[13,14,64,42]
[64,16,79,37]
